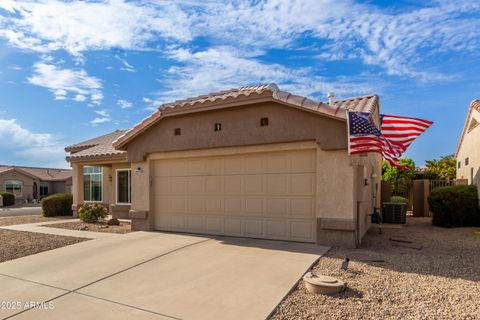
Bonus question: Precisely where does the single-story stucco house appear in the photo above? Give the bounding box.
[0,165,72,202]
[456,99,480,187]
[66,84,382,247]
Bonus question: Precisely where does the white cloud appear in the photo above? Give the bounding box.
[156,47,375,104]
[27,62,102,103]
[73,94,86,102]
[0,0,193,56]
[117,99,132,109]
[142,97,153,103]
[0,118,67,167]
[90,110,111,126]
[115,54,136,72]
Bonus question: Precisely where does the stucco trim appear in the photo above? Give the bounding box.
[147,141,318,161]
[318,218,356,231]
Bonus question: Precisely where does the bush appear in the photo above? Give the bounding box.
[78,203,108,223]
[0,192,15,206]
[390,196,409,205]
[41,194,73,217]
[428,185,480,227]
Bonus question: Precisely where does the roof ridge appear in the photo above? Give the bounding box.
[0,165,70,171]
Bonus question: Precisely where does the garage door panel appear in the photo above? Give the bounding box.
[186,216,204,231]
[290,221,315,241]
[244,155,266,173]
[244,219,264,237]
[205,176,223,193]
[225,218,243,235]
[266,220,288,238]
[205,216,223,234]
[225,176,242,194]
[266,198,288,217]
[225,198,242,213]
[244,198,264,215]
[154,149,316,243]
[205,198,223,213]
[291,174,315,195]
[267,175,289,194]
[244,175,265,194]
[291,198,315,217]
[187,176,205,194]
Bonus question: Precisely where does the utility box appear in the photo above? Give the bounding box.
[382,202,407,224]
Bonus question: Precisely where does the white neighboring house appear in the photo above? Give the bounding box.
[455,99,480,186]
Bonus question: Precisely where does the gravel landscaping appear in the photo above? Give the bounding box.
[45,220,132,234]
[271,218,480,320]
[0,215,73,227]
[0,229,88,263]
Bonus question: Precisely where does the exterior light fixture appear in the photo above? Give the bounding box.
[371,172,378,179]
[134,167,143,176]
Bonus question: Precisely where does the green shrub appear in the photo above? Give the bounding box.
[41,194,73,217]
[0,192,15,206]
[78,203,108,223]
[428,185,480,227]
[390,196,409,205]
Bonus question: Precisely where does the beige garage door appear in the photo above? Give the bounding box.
[152,149,316,242]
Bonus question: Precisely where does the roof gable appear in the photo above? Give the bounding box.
[112,83,379,150]
[65,130,127,161]
[455,99,480,158]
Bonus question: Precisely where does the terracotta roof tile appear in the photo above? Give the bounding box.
[0,165,71,181]
[66,130,127,161]
[113,83,379,149]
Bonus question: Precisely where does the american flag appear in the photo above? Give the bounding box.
[347,112,433,169]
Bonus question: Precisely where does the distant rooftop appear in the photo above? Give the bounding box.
[0,165,72,181]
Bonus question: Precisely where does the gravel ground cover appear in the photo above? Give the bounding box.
[271,218,480,320]
[0,229,88,263]
[0,215,72,227]
[45,221,132,234]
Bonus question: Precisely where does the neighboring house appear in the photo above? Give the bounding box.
[455,99,480,186]
[0,165,72,202]
[66,84,382,247]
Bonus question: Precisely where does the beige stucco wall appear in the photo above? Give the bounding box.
[124,102,348,162]
[457,108,480,189]
[0,171,38,201]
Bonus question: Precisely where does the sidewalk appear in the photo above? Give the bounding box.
[0,219,120,239]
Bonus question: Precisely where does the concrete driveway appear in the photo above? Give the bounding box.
[0,206,42,217]
[0,232,328,320]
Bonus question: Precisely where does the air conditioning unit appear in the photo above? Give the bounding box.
[382,203,407,224]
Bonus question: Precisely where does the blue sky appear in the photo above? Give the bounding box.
[0,0,479,168]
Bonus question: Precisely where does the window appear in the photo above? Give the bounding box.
[116,169,131,204]
[260,117,269,126]
[5,180,22,197]
[40,183,49,196]
[84,166,102,202]
[458,161,461,169]
[465,157,469,166]
[214,123,222,131]
[174,128,181,136]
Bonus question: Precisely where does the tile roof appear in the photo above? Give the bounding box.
[113,83,379,149]
[0,165,71,181]
[66,130,127,161]
[455,99,480,158]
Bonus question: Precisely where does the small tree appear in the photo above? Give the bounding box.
[382,158,416,193]
[425,154,456,180]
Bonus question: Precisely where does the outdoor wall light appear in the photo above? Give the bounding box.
[371,172,378,179]
[364,178,369,186]
[108,174,112,182]
[134,167,143,176]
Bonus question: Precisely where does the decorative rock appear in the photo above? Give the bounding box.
[303,274,346,295]
[79,226,89,231]
[107,218,120,226]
